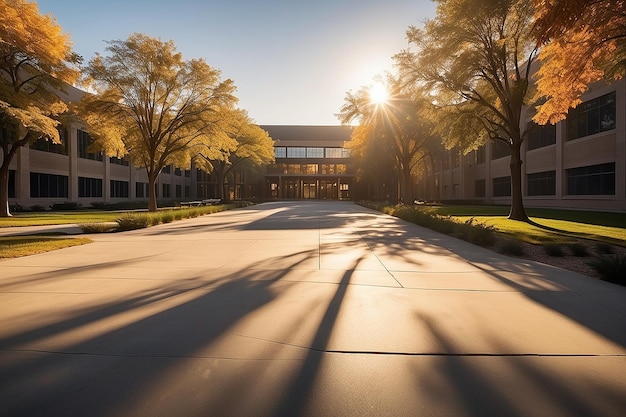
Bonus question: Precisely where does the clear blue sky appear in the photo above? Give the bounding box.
[36,0,436,125]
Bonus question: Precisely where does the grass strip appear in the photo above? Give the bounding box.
[0,236,92,258]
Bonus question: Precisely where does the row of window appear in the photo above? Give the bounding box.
[28,173,189,199]
[267,163,348,175]
[274,147,350,159]
[456,91,618,167]
[474,163,616,197]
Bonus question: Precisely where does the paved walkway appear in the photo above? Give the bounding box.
[1,201,625,417]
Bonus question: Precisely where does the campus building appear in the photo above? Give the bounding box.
[4,77,625,212]
[418,78,626,212]
[2,83,355,208]
[261,125,354,200]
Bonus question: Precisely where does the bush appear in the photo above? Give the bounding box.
[567,243,588,257]
[588,255,626,285]
[595,242,615,255]
[80,222,118,233]
[457,217,496,247]
[499,240,524,256]
[543,244,565,257]
[50,202,82,211]
[116,214,150,231]
[160,211,175,223]
[30,204,47,212]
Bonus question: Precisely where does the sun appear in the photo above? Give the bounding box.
[369,82,389,105]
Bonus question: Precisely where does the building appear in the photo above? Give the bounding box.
[261,125,354,200]
[5,77,625,212]
[418,78,626,212]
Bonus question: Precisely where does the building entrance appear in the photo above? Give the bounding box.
[303,180,317,199]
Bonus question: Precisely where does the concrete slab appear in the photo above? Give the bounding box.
[1,201,625,417]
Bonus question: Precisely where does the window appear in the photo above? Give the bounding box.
[305,164,318,174]
[30,172,68,198]
[287,147,306,158]
[184,185,190,198]
[184,170,191,178]
[78,130,103,161]
[567,92,616,140]
[109,156,129,166]
[474,146,486,165]
[162,183,171,198]
[325,147,349,158]
[527,122,556,150]
[566,163,615,195]
[176,184,182,198]
[493,176,511,197]
[136,182,148,198]
[306,147,324,158]
[491,140,511,160]
[174,167,182,176]
[474,179,486,198]
[527,171,556,196]
[110,180,129,198]
[31,127,68,155]
[8,170,16,198]
[78,177,102,198]
[162,165,171,174]
[274,147,287,158]
[453,150,460,168]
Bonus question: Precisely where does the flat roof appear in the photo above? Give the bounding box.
[260,125,352,146]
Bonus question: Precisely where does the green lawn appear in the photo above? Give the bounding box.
[0,236,92,258]
[0,211,124,227]
[373,203,626,246]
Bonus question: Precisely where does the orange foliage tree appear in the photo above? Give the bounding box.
[0,0,80,216]
[533,0,626,124]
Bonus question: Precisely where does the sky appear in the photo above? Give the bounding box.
[36,0,437,126]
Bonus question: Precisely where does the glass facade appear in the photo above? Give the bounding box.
[567,92,616,140]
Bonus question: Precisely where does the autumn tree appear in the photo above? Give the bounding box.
[79,33,236,212]
[395,0,538,221]
[532,0,626,124]
[337,78,436,203]
[0,0,80,216]
[195,109,274,201]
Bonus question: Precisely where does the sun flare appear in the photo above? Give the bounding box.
[369,82,389,105]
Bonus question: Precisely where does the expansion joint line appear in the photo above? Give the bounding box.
[357,230,404,288]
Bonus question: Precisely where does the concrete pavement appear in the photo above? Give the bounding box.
[1,201,625,417]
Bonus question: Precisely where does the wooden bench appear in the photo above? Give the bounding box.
[179,199,221,207]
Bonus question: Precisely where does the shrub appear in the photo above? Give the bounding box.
[50,202,82,211]
[116,214,150,231]
[543,244,565,257]
[160,211,175,223]
[499,240,524,256]
[567,243,588,257]
[147,212,161,226]
[588,255,626,285]
[595,242,615,255]
[80,223,117,233]
[458,217,496,247]
[30,204,47,212]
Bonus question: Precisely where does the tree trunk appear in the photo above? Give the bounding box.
[508,141,529,221]
[148,172,158,212]
[401,163,413,203]
[0,159,11,217]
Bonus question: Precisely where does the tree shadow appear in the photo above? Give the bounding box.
[412,311,626,417]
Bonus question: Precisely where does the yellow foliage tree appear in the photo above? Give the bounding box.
[395,0,538,221]
[0,0,80,216]
[195,109,275,201]
[337,77,437,203]
[79,33,237,211]
[533,0,626,124]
